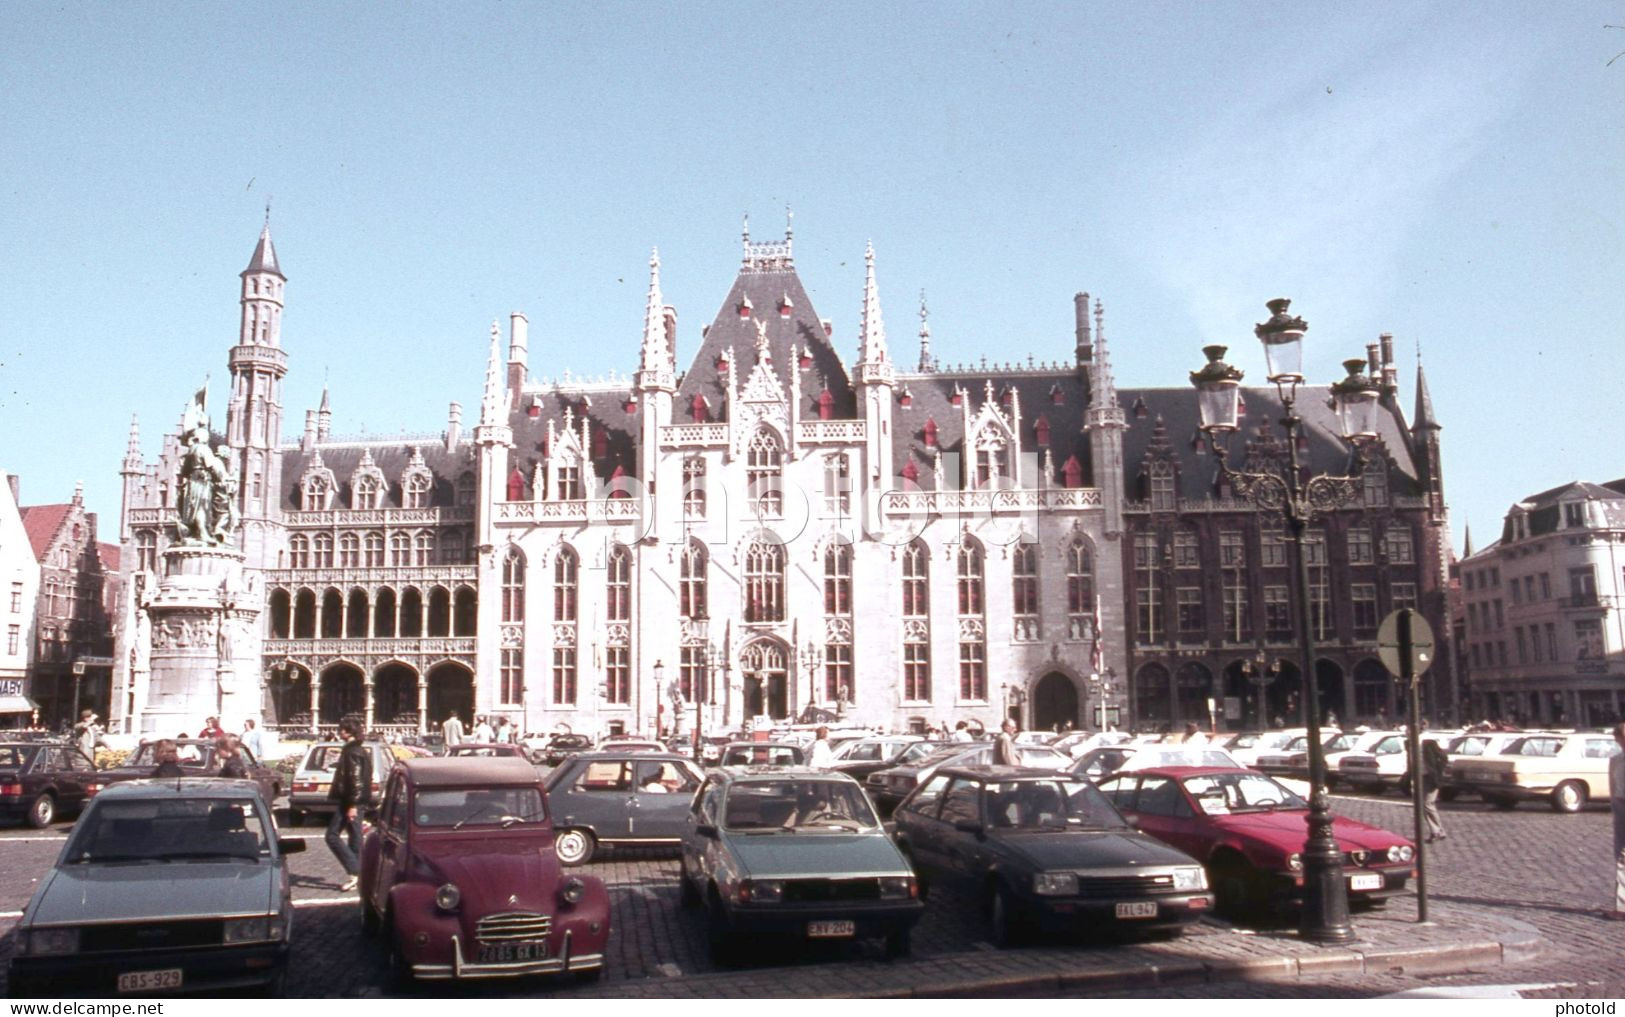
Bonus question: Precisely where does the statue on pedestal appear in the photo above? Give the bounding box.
[173,381,237,548]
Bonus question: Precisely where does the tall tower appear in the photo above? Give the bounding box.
[226,217,288,567]
[634,250,675,535]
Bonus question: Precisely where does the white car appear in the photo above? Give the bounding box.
[1223,729,1305,768]
[829,735,922,764]
[1050,730,1133,758]
[1337,731,1456,795]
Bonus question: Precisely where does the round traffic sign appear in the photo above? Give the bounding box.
[1377,607,1435,682]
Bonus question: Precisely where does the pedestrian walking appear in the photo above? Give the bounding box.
[1182,721,1208,746]
[993,718,1019,766]
[807,726,834,769]
[325,719,373,893]
[950,720,973,743]
[237,711,263,760]
[1609,722,1625,920]
[1419,739,1448,843]
[472,714,494,743]
[216,735,247,779]
[73,710,108,762]
[198,716,225,740]
[441,711,465,748]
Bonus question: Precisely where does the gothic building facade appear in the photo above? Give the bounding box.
[111,222,1452,738]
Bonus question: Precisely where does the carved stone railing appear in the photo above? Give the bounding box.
[493,499,642,525]
[263,636,477,660]
[659,423,730,448]
[284,506,474,528]
[880,487,1102,515]
[128,508,168,527]
[796,420,866,445]
[266,566,477,588]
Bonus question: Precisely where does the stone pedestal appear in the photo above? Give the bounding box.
[139,546,261,737]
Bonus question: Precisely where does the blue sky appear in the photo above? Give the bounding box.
[2,2,1620,553]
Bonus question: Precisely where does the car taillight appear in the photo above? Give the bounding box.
[0,782,21,796]
[294,782,317,793]
[85,783,103,796]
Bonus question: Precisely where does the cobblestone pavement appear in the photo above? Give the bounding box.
[0,790,1617,998]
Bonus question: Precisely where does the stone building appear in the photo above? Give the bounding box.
[18,483,115,728]
[112,221,1453,738]
[0,473,41,725]
[1457,479,1625,727]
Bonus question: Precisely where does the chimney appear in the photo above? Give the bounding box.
[1366,342,1380,378]
[446,401,462,451]
[1379,332,1398,393]
[302,409,317,452]
[507,313,528,400]
[1074,292,1092,366]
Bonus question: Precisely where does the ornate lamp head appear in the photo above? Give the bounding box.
[1329,358,1382,441]
[1254,298,1308,385]
[1190,345,1245,433]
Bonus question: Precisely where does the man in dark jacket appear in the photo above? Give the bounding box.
[1418,738,1448,843]
[325,719,373,891]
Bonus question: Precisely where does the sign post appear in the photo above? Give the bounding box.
[1377,607,1435,923]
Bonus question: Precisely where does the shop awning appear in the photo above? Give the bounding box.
[0,695,38,713]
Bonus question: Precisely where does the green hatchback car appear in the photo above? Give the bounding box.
[678,767,924,964]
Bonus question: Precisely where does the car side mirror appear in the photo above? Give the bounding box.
[278,838,306,854]
[694,823,719,839]
[953,819,983,835]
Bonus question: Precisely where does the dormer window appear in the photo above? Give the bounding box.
[507,466,526,502]
[1034,416,1051,447]
[778,293,793,318]
[738,294,753,318]
[1564,502,1585,528]
[592,429,608,459]
[950,390,963,407]
[799,350,813,369]
[402,472,432,509]
[898,387,913,408]
[1050,384,1064,405]
[817,388,834,421]
[301,472,333,512]
[1061,454,1083,488]
[1132,396,1148,419]
[557,463,583,501]
[353,474,381,510]
[901,459,920,484]
[923,418,938,448]
[690,392,709,424]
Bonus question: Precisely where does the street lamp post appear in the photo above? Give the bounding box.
[1090,667,1117,730]
[1242,649,1283,729]
[1189,299,1381,946]
[651,660,666,738]
[802,641,823,716]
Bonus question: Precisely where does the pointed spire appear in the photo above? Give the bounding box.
[122,415,142,470]
[1413,360,1440,431]
[1462,522,1474,558]
[856,242,895,386]
[917,290,934,372]
[318,385,330,412]
[480,319,504,426]
[242,220,284,280]
[637,248,674,388]
[1086,298,1125,429]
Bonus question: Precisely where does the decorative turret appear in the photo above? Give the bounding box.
[1411,357,1445,525]
[122,415,143,473]
[917,291,935,373]
[1412,361,1440,433]
[474,320,513,556]
[226,214,289,564]
[316,385,331,441]
[854,242,895,386]
[1086,298,1126,536]
[636,248,675,391]
[479,321,505,429]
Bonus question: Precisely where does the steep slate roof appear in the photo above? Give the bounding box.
[98,542,120,573]
[19,504,71,561]
[1504,480,1625,542]
[675,246,855,421]
[277,441,478,510]
[242,224,284,279]
[508,384,640,493]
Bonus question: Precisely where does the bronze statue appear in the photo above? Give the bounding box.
[173,381,237,547]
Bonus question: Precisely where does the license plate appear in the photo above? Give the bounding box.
[476,939,548,963]
[807,920,855,938]
[117,968,183,993]
[1349,872,1383,891]
[1115,901,1158,919]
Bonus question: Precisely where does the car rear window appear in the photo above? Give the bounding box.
[721,779,877,831]
[303,745,344,771]
[0,746,31,767]
[413,787,545,827]
[68,798,271,861]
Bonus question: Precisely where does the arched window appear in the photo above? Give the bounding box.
[554,547,578,623]
[747,429,783,517]
[679,541,707,619]
[823,542,852,616]
[363,532,384,567]
[1012,542,1039,639]
[268,589,291,639]
[606,544,631,622]
[901,540,930,702]
[302,474,331,512]
[1067,538,1095,640]
[135,530,157,572]
[823,454,850,515]
[389,533,410,566]
[346,588,368,637]
[973,428,1009,489]
[312,533,334,568]
[957,541,984,616]
[339,533,359,567]
[413,531,434,566]
[683,456,706,519]
[453,586,477,636]
[353,474,381,510]
[373,587,397,637]
[289,535,311,569]
[743,539,785,623]
[502,550,525,623]
[402,472,432,509]
[456,471,476,506]
[399,587,423,637]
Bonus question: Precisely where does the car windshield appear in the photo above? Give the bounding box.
[1181,772,1307,815]
[721,745,800,766]
[127,742,214,768]
[722,779,879,832]
[67,797,272,862]
[302,745,345,771]
[449,745,517,757]
[986,778,1130,830]
[1015,746,1071,769]
[894,742,943,764]
[0,745,35,768]
[413,787,546,828]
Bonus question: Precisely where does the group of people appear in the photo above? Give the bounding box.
[439,711,517,746]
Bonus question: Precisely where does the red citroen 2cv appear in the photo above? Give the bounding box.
[359,757,610,982]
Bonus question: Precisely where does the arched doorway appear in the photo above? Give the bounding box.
[1352,658,1392,723]
[739,639,789,721]
[319,663,365,725]
[265,663,311,728]
[426,662,474,727]
[1031,672,1079,732]
[373,662,419,727]
[1316,659,1346,726]
[1133,663,1171,730]
[1269,660,1301,726]
[1174,662,1213,726]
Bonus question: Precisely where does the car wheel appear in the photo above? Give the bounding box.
[883,927,911,960]
[1551,780,1587,814]
[554,828,596,866]
[1488,794,1518,811]
[383,909,412,985]
[1211,855,1264,919]
[678,859,701,909]
[988,883,1022,948]
[27,793,56,828]
[1438,788,1459,803]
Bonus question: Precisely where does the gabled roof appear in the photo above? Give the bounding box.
[676,249,855,421]
[277,441,477,510]
[508,384,639,494]
[98,542,121,573]
[18,504,71,561]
